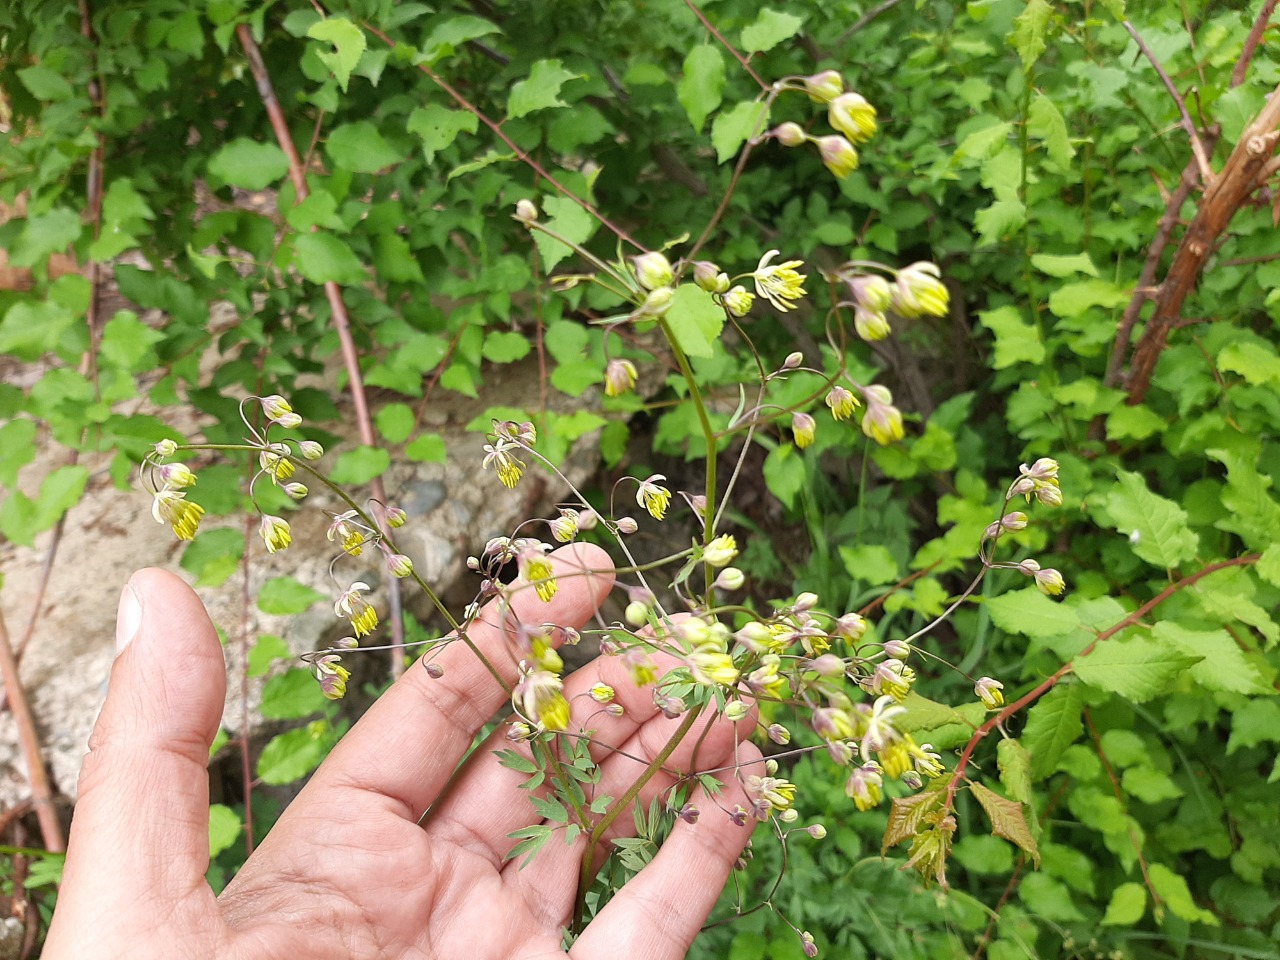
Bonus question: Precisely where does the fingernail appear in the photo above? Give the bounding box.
[116,581,143,655]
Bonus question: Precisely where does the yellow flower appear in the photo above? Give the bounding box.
[861,385,904,445]
[828,92,877,143]
[752,250,808,313]
[335,581,378,637]
[259,447,295,481]
[604,359,638,398]
[791,412,816,448]
[825,385,859,421]
[483,440,525,489]
[152,489,205,540]
[845,762,883,811]
[722,285,755,317]
[313,656,350,700]
[636,475,672,520]
[975,677,1004,710]
[703,534,738,567]
[326,511,366,557]
[516,666,570,732]
[816,135,858,180]
[260,514,292,554]
[892,262,949,318]
[688,646,739,687]
[520,551,559,603]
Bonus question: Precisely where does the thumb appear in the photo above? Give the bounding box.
[47,569,226,948]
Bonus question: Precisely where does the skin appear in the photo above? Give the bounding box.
[43,544,762,959]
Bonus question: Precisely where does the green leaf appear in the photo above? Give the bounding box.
[18,65,74,101]
[666,284,724,360]
[711,100,770,164]
[678,45,725,132]
[838,544,900,586]
[257,722,331,785]
[10,208,82,269]
[99,311,165,372]
[307,17,366,92]
[1227,698,1280,754]
[372,234,424,283]
[1027,93,1075,168]
[1256,543,1280,587]
[258,576,326,615]
[483,330,532,363]
[1073,635,1200,702]
[329,445,391,484]
[180,527,245,588]
[1120,765,1183,804]
[985,587,1080,638]
[1218,340,1280,386]
[1022,683,1083,780]
[1101,882,1147,926]
[1030,253,1097,278]
[977,306,1043,367]
[407,104,478,163]
[1101,470,1198,568]
[533,195,598,272]
[292,232,366,285]
[208,804,242,859]
[375,403,415,444]
[1208,448,1280,549]
[0,420,37,488]
[418,15,500,64]
[326,122,404,173]
[405,433,447,463]
[208,139,290,191]
[260,668,328,720]
[248,634,291,677]
[762,443,805,509]
[997,739,1034,807]
[1149,863,1219,925]
[1047,279,1129,319]
[970,782,1039,866]
[507,59,582,119]
[1152,621,1269,694]
[1011,0,1053,69]
[740,9,805,54]
[1106,404,1166,441]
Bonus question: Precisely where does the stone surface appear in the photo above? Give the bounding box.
[0,358,601,808]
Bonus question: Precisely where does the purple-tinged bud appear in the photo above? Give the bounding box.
[808,653,846,678]
[847,274,892,312]
[817,135,858,180]
[807,823,827,840]
[425,661,445,679]
[724,700,751,722]
[1021,457,1059,481]
[576,509,599,531]
[659,696,686,718]
[605,703,624,717]
[158,463,197,489]
[385,505,408,527]
[282,481,308,500]
[335,637,360,649]
[1034,567,1066,596]
[901,770,924,790]
[783,350,804,370]
[882,639,910,659]
[735,621,771,652]
[604,358,638,397]
[801,932,819,958]
[693,260,730,294]
[828,91,877,143]
[804,70,844,102]
[1008,476,1037,499]
[767,723,791,745]
[153,438,178,458]
[617,516,638,534]
[827,740,854,765]
[679,803,700,824]
[792,412,816,449]
[780,808,799,823]
[1036,484,1064,507]
[386,553,414,578]
[834,612,868,641]
[772,121,807,147]
[794,591,818,612]
[298,440,324,460]
[507,721,532,740]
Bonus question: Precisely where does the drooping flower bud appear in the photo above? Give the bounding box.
[693,260,730,294]
[298,440,324,460]
[817,135,858,180]
[515,198,538,222]
[604,358,638,397]
[260,514,292,554]
[975,677,1004,709]
[714,566,745,591]
[635,285,675,318]
[385,553,414,578]
[792,412,816,449]
[617,516,638,534]
[853,307,891,342]
[153,438,178,458]
[782,351,804,370]
[828,91,877,143]
[892,262,949,318]
[386,505,408,527]
[772,121,807,147]
[624,600,650,627]
[632,252,674,291]
[722,285,755,317]
[804,69,844,102]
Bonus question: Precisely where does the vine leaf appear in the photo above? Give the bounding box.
[1021,683,1083,780]
[1101,470,1199,568]
[307,17,366,92]
[1072,635,1200,702]
[882,784,946,854]
[969,782,1040,866]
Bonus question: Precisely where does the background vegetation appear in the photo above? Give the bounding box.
[2,0,1279,957]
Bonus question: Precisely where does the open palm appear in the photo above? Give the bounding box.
[45,545,760,960]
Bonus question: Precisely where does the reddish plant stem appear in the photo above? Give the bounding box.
[681,0,769,91]
[1123,21,1214,182]
[362,23,641,253]
[236,23,405,674]
[1233,1,1279,89]
[944,553,1259,812]
[0,611,64,853]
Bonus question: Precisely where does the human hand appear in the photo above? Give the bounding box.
[43,544,762,959]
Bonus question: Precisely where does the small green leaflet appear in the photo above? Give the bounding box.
[740,9,804,54]
[1011,0,1053,69]
[208,139,289,191]
[977,305,1044,368]
[1022,683,1083,780]
[1101,882,1146,926]
[407,104,478,163]
[1101,470,1198,568]
[307,18,366,92]
[258,576,326,615]
[507,59,582,119]
[208,804,242,859]
[678,45,724,133]
[711,101,770,164]
[665,284,724,359]
[532,195,597,272]
[326,122,404,173]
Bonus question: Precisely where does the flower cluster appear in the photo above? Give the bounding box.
[772,71,878,180]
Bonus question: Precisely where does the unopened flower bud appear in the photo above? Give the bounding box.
[425,662,445,679]
[632,252,674,291]
[723,285,754,317]
[158,463,197,489]
[679,803,700,824]
[834,613,867,641]
[804,69,844,102]
[768,723,791,745]
[817,135,858,180]
[576,509,599,531]
[782,351,803,370]
[1034,567,1066,596]
[605,703,624,717]
[853,307,891,342]
[507,721,532,740]
[1036,484,1064,507]
[659,696,686,718]
[298,440,324,460]
[807,823,827,839]
[589,682,615,703]
[901,770,924,790]
[624,600,650,627]
[386,553,413,578]
[153,438,178,458]
[386,505,408,527]
[515,198,538,222]
[794,591,818,612]
[635,285,675,318]
[617,516,638,534]
[808,653,846,678]
[735,621,772,652]
[772,121,807,147]
[724,700,751,722]
[892,262,949,318]
[703,534,738,567]
[604,358,638,398]
[693,260,730,294]
[882,639,910,659]
[714,566,745,591]
[792,412,816,449]
[282,482,308,500]
[780,808,799,823]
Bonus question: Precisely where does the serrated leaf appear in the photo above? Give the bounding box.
[897,693,967,733]
[986,587,1080,638]
[257,722,330,785]
[1102,470,1198,568]
[18,65,74,101]
[418,15,500,64]
[293,232,366,285]
[208,804,242,858]
[740,9,804,54]
[508,59,581,119]
[882,785,947,853]
[1011,0,1053,69]
[1047,279,1129,319]
[711,100,770,164]
[208,139,290,191]
[1027,93,1074,168]
[1256,544,1280,587]
[1218,340,1280,385]
[375,403,415,444]
[678,45,725,133]
[997,739,1034,807]
[1022,683,1083,780]
[407,104,478,163]
[1151,621,1269,694]
[1149,863,1219,925]
[1208,448,1280,549]
[970,782,1039,865]
[533,195,597,272]
[260,668,327,720]
[307,17,366,92]
[666,284,724,359]
[1101,882,1146,925]
[326,122,404,173]
[1073,635,1200,702]
[258,576,326,615]
[977,305,1043,367]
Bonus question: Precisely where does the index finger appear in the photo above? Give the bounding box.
[296,543,614,821]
